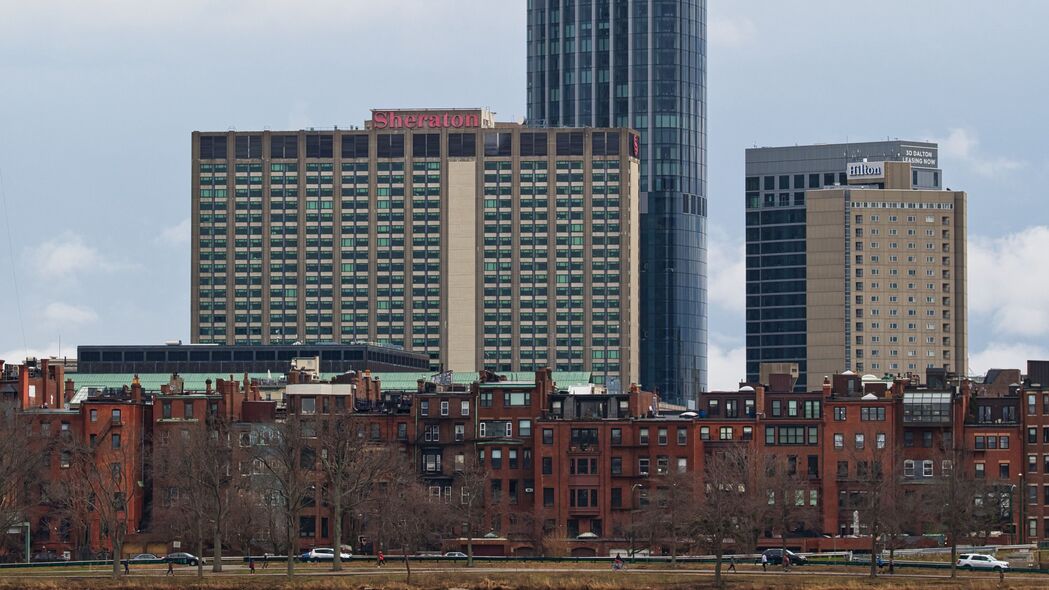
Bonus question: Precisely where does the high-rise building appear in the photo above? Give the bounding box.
[192,108,641,387]
[806,161,966,385]
[745,141,942,390]
[526,0,707,405]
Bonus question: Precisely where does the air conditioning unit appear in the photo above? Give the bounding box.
[525,487,534,493]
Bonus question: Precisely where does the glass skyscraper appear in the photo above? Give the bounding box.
[527,0,707,405]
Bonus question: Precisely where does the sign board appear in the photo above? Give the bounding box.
[372,111,481,130]
[846,161,885,181]
[900,145,938,168]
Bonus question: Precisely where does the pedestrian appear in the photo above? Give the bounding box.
[248,556,255,574]
[761,552,768,572]
[166,560,174,576]
[783,552,791,571]
[262,553,269,569]
[122,558,129,575]
[728,556,736,572]
[613,555,624,571]
[377,550,385,567]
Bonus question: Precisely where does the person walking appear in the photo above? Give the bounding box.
[783,552,791,571]
[728,556,737,572]
[613,555,624,571]
[761,552,768,572]
[248,556,256,574]
[377,550,385,567]
[166,560,174,576]
[122,558,129,575]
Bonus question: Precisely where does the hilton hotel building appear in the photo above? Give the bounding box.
[806,160,967,385]
[192,109,641,387]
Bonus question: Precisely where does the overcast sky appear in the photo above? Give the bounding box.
[1,1,1046,389]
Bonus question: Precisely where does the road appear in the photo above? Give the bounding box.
[3,564,1044,584]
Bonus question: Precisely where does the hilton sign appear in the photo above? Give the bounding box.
[846,161,885,181]
[372,111,482,130]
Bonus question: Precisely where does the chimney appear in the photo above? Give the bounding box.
[64,378,75,403]
[822,376,832,397]
[205,379,212,394]
[754,385,766,421]
[131,375,143,403]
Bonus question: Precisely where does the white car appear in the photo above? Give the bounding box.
[957,553,1008,571]
[444,551,467,558]
[305,547,352,562]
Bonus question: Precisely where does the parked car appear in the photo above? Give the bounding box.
[129,553,160,562]
[302,547,351,562]
[165,552,205,566]
[957,553,1009,571]
[760,548,808,566]
[444,551,467,558]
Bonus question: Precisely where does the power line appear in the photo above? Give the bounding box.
[0,168,29,360]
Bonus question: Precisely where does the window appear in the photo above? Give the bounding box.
[236,134,263,158]
[677,457,688,473]
[904,460,915,477]
[305,134,333,158]
[700,426,710,440]
[484,132,512,156]
[855,433,865,450]
[200,135,228,159]
[454,423,465,442]
[90,409,98,423]
[834,407,846,421]
[448,133,476,157]
[542,457,552,475]
[639,428,650,444]
[439,400,449,416]
[480,392,493,408]
[719,426,733,441]
[397,422,407,440]
[657,428,668,445]
[999,463,1010,479]
[341,134,369,158]
[975,462,985,478]
[413,133,441,158]
[861,407,886,421]
[676,428,687,445]
[876,433,886,449]
[518,420,532,437]
[611,428,622,445]
[376,134,404,158]
[460,400,470,416]
[111,434,121,449]
[611,487,622,508]
[638,458,650,475]
[270,135,297,158]
[542,428,554,445]
[543,487,554,507]
[184,401,194,419]
[555,132,584,156]
[834,434,844,450]
[570,428,597,446]
[519,132,547,157]
[112,409,122,424]
[491,449,503,470]
[611,456,622,475]
[420,400,429,416]
[923,460,934,477]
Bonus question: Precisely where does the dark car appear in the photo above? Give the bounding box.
[761,548,807,566]
[165,552,204,566]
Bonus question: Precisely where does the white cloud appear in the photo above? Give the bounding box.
[968,226,1049,337]
[936,128,1024,177]
[708,15,756,49]
[42,302,98,326]
[0,342,65,365]
[708,228,746,314]
[30,232,119,276]
[969,342,1049,377]
[157,218,191,246]
[708,341,747,392]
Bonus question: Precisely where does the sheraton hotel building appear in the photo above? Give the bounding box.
[192,109,641,388]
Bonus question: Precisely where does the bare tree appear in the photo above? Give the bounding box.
[637,470,695,564]
[691,445,758,588]
[316,415,393,571]
[154,421,233,577]
[451,448,488,567]
[365,452,447,584]
[760,454,820,568]
[60,435,140,578]
[0,404,44,557]
[253,416,315,576]
[843,444,897,578]
[926,445,988,579]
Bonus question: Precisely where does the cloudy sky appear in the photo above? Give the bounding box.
[1,1,1046,389]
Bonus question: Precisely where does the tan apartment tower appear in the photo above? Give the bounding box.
[191,109,641,388]
[806,160,967,385]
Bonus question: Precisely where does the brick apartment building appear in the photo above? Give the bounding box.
[3,356,1048,559]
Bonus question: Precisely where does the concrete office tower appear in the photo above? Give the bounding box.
[807,161,966,386]
[745,141,941,390]
[192,109,641,388]
[527,0,707,405]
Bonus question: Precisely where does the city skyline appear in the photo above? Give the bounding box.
[2,0,1048,390]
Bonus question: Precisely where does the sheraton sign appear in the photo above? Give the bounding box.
[372,110,482,130]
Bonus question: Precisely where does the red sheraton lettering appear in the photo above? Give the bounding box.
[373,111,480,130]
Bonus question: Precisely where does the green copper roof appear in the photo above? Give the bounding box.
[70,371,592,392]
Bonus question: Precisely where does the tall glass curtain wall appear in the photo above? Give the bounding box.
[527,0,707,404]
